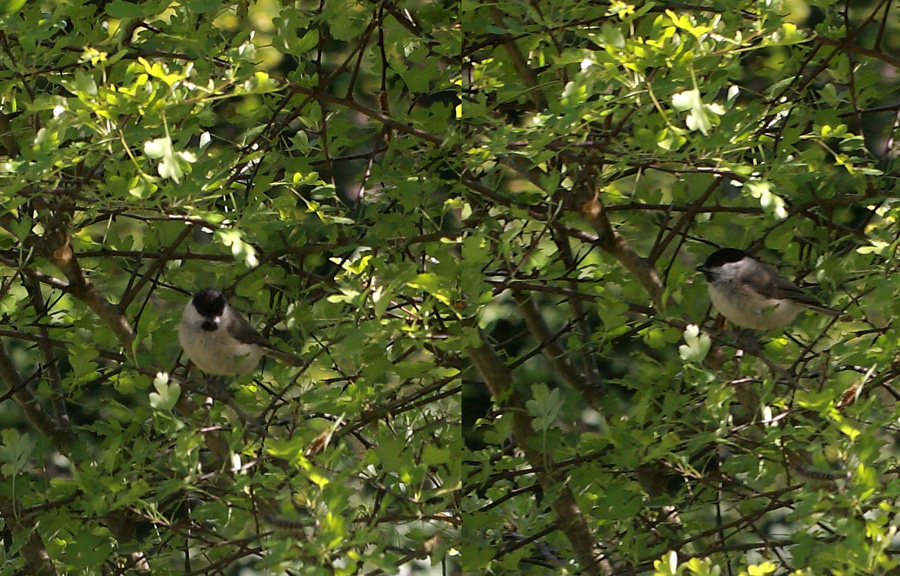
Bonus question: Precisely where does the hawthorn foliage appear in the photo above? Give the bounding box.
[462,0,900,575]
[0,0,460,575]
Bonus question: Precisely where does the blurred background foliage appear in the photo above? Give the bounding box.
[462,0,900,574]
[0,0,460,574]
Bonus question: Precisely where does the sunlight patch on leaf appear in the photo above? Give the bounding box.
[772,22,806,45]
[143,135,196,183]
[747,561,778,575]
[216,229,259,268]
[678,324,710,362]
[744,180,788,219]
[137,56,185,86]
[149,373,180,412]
[407,273,454,307]
[266,436,311,468]
[672,89,725,135]
[857,240,890,256]
[0,0,25,13]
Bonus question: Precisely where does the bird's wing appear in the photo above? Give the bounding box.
[227,312,276,349]
[739,261,827,308]
[226,313,303,366]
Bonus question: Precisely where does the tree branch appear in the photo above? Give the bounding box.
[511,291,608,406]
[0,490,56,576]
[466,332,611,576]
[0,339,69,450]
[578,190,666,311]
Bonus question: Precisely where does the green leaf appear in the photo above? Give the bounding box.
[105,0,147,17]
[0,429,35,476]
[67,528,113,567]
[0,0,26,15]
[407,272,456,307]
[747,561,778,576]
[422,444,451,466]
[525,384,564,431]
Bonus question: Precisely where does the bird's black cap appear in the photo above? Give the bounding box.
[700,248,749,268]
[192,288,227,319]
[698,248,749,279]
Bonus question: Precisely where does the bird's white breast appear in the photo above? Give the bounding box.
[708,282,800,330]
[179,312,263,376]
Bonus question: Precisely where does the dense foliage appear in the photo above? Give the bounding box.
[0,0,460,574]
[462,0,900,575]
[7,0,900,573]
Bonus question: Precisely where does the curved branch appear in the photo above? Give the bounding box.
[41,224,136,349]
[579,190,666,311]
[511,291,608,406]
[466,332,611,576]
[0,340,69,450]
[0,490,56,576]
[21,273,71,437]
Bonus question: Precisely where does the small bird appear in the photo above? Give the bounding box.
[179,288,301,376]
[698,248,842,330]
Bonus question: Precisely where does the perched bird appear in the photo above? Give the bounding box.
[179,288,301,376]
[698,248,842,330]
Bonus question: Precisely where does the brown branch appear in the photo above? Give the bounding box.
[20,273,71,436]
[120,222,195,309]
[490,7,548,111]
[41,221,136,349]
[578,190,666,311]
[648,178,719,265]
[0,339,69,450]
[466,332,611,576]
[461,177,670,307]
[0,490,56,576]
[0,253,70,291]
[511,291,607,406]
[0,329,128,363]
[815,34,900,70]
[2,31,231,68]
